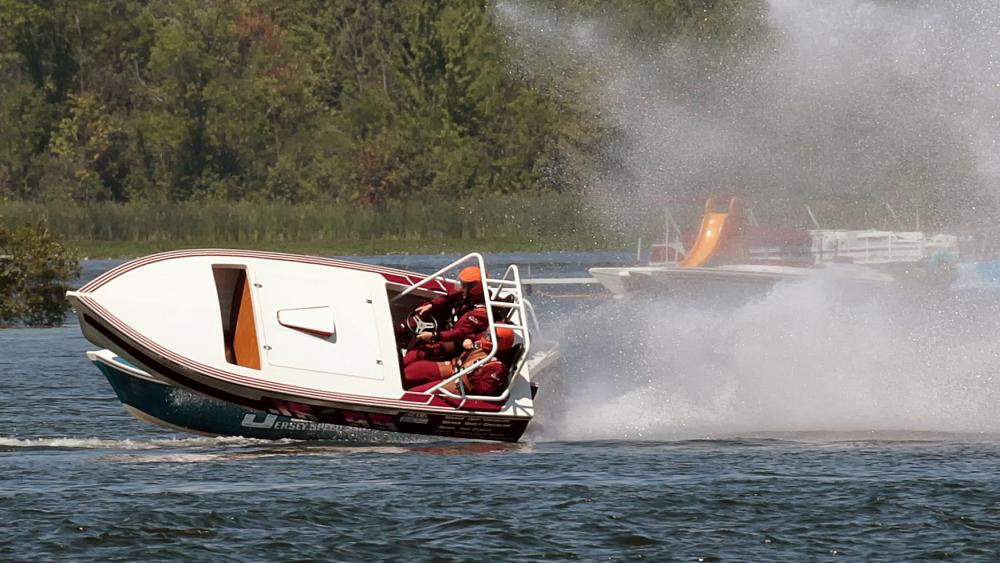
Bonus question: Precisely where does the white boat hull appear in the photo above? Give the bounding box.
[590,263,894,296]
[69,250,536,442]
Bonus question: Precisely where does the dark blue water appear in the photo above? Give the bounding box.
[4,253,1000,560]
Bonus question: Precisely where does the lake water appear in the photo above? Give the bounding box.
[3,252,1000,560]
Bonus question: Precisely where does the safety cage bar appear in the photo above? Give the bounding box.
[391,253,531,404]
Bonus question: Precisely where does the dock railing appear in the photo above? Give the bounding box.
[810,230,958,265]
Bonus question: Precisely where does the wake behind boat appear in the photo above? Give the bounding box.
[69,250,538,442]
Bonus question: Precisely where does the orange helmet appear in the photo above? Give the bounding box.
[458,266,481,284]
[494,327,516,351]
[458,266,483,297]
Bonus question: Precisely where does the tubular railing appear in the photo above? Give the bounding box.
[390,253,485,302]
[399,253,531,405]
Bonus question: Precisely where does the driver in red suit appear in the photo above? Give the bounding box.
[398,266,486,362]
[403,327,516,396]
[413,266,484,327]
[402,303,491,366]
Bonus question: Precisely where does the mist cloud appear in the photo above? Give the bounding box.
[496,0,1000,230]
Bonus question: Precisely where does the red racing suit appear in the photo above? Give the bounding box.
[395,285,481,344]
[434,305,490,345]
[402,305,490,366]
[403,345,509,396]
[426,287,481,325]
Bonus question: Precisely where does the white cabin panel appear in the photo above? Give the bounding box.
[94,256,228,364]
[87,253,405,398]
[252,264,389,382]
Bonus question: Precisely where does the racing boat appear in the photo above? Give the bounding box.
[68,250,538,442]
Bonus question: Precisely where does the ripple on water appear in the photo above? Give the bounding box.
[5,255,1000,559]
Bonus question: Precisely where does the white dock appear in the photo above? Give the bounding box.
[520,277,599,286]
[520,276,604,297]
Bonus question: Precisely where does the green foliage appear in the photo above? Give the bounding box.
[0,221,79,326]
[0,0,748,209]
[0,1,787,260]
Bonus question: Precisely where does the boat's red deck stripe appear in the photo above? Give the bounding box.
[81,249,453,293]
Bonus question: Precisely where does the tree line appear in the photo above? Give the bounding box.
[0,0,741,208]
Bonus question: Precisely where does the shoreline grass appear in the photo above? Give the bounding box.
[1,197,635,259]
[67,236,626,259]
